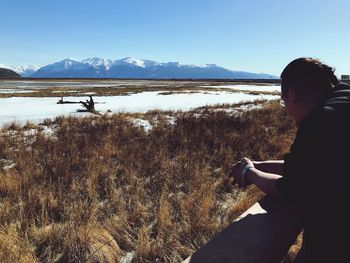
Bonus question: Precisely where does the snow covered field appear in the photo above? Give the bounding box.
[0,90,279,126]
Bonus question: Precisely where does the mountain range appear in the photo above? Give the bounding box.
[2,57,278,79]
[0,64,41,77]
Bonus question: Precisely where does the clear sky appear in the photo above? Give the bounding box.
[1,0,349,75]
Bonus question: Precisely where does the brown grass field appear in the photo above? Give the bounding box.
[0,100,297,262]
[0,84,279,98]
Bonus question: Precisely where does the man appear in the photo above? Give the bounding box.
[230,58,350,262]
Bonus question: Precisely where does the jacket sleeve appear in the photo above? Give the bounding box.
[275,117,321,202]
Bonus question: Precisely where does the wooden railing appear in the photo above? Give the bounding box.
[182,196,303,263]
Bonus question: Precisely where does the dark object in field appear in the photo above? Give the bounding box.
[57,96,103,115]
[57,96,105,105]
[57,97,80,104]
[76,109,92,113]
[78,95,101,115]
[79,95,95,111]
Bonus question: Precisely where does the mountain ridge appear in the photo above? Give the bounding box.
[3,58,278,79]
[0,64,41,77]
[0,67,21,78]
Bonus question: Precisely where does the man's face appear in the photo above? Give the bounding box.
[280,81,297,121]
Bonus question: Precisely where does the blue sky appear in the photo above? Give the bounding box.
[1,0,349,75]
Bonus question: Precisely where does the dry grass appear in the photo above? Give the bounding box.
[0,101,296,262]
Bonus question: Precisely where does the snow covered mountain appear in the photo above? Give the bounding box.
[32,59,92,78]
[27,57,278,79]
[0,64,41,77]
[81,57,114,70]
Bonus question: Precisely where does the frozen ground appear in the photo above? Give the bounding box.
[0,89,36,94]
[0,91,278,126]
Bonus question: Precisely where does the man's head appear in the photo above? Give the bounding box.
[280,57,339,124]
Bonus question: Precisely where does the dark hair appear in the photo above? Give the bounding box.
[281,58,339,97]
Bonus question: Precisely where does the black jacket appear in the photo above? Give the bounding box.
[276,83,350,262]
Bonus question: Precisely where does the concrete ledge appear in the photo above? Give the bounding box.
[183,196,303,263]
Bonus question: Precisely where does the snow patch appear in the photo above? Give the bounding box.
[132,119,153,132]
[23,129,37,137]
[0,159,16,171]
[0,89,35,94]
[166,116,176,126]
[51,90,78,93]
[120,251,136,263]
[40,125,56,137]
[118,57,146,68]
[81,57,114,70]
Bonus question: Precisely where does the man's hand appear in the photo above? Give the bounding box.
[229,157,255,187]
